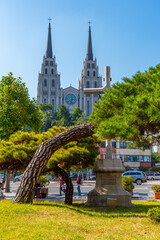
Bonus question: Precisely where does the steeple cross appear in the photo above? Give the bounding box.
[48,18,52,23]
[88,21,91,26]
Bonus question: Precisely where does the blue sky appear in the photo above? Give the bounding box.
[0,0,160,99]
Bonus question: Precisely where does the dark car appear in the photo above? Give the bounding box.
[122,171,147,185]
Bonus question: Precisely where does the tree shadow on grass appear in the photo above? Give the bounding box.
[33,200,160,219]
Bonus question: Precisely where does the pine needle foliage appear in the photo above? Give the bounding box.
[0,126,100,172]
[90,64,160,148]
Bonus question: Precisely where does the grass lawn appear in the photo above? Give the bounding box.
[0,200,160,240]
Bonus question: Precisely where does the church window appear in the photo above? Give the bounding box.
[45,61,48,66]
[87,63,90,68]
[52,79,55,87]
[51,91,55,95]
[45,68,47,74]
[94,81,97,88]
[51,69,54,75]
[44,79,47,87]
[50,61,53,66]
[44,99,47,104]
[93,71,96,77]
[43,91,47,95]
[87,71,89,76]
[87,101,90,116]
[92,63,95,68]
[87,81,90,88]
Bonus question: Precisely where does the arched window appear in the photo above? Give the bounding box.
[87,71,89,76]
[52,79,55,87]
[94,81,97,88]
[45,68,47,74]
[93,71,95,77]
[51,69,54,75]
[44,79,47,87]
[87,81,90,88]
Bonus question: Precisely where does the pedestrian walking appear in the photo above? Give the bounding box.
[0,182,5,199]
[77,174,82,196]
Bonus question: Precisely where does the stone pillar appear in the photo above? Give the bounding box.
[85,140,134,207]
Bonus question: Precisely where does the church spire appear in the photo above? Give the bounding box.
[86,22,93,61]
[46,19,52,58]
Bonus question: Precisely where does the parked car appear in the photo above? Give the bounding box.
[122,171,147,185]
[14,174,23,182]
[90,174,96,180]
[147,173,160,180]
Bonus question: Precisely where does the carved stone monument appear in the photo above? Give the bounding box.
[85,140,134,207]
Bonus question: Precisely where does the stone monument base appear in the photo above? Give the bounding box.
[85,158,134,207]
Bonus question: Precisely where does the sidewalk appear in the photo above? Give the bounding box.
[4,192,87,202]
[4,191,157,202]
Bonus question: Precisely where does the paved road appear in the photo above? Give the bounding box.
[5,180,160,201]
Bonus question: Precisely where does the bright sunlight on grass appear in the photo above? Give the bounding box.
[0,200,160,240]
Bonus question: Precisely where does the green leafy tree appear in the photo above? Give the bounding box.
[39,103,53,132]
[56,105,72,127]
[41,112,53,132]
[39,103,53,112]
[151,152,160,167]
[72,107,87,125]
[90,64,160,149]
[0,73,42,139]
[0,73,42,192]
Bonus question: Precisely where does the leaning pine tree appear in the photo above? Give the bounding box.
[14,124,95,204]
[0,124,99,204]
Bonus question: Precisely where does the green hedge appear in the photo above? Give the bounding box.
[147,207,160,223]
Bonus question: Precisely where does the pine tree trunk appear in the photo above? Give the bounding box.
[5,171,10,193]
[53,166,73,205]
[14,123,94,203]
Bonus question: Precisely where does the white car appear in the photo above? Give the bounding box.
[90,174,96,180]
[147,173,160,180]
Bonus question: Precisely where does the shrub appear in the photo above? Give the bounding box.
[138,166,149,172]
[151,185,160,192]
[147,207,160,223]
[38,176,50,187]
[151,166,160,172]
[122,176,134,192]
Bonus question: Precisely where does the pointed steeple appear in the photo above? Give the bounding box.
[86,23,93,61]
[46,20,52,58]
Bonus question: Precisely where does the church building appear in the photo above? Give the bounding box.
[37,22,103,115]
